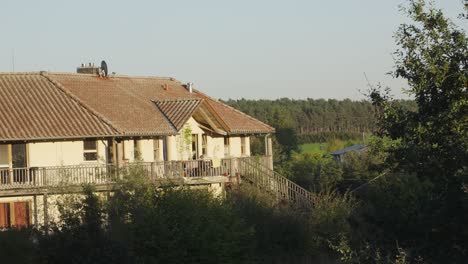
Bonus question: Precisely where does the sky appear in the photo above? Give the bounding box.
[0,0,466,100]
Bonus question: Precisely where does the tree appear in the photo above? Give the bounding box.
[369,0,468,261]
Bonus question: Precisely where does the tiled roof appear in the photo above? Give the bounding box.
[0,73,117,141]
[0,71,275,141]
[48,73,274,135]
[47,73,179,136]
[194,91,275,134]
[154,99,203,131]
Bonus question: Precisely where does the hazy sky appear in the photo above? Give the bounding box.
[0,0,466,100]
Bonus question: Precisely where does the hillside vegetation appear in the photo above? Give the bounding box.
[0,1,466,263]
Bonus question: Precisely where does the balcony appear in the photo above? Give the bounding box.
[0,157,272,194]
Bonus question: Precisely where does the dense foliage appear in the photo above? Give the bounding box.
[0,171,356,264]
[223,98,415,143]
[366,0,468,261]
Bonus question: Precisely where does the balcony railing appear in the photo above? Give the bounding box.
[0,157,259,191]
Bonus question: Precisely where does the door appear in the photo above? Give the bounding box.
[0,203,9,228]
[13,202,30,228]
[12,144,27,183]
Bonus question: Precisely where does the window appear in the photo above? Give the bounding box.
[241,137,246,155]
[83,140,98,161]
[133,140,141,160]
[201,134,207,156]
[191,134,198,160]
[153,139,161,161]
[0,144,8,168]
[0,202,30,229]
[106,140,114,164]
[224,137,230,157]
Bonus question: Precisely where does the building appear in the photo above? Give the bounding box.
[0,64,275,228]
[330,144,367,163]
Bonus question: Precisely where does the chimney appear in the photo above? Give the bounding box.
[186,82,193,93]
[77,62,100,74]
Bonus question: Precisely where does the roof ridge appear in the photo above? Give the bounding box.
[47,72,180,81]
[155,98,202,103]
[40,72,122,135]
[193,89,275,133]
[0,72,43,75]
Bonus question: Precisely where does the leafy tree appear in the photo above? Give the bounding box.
[368,0,468,261]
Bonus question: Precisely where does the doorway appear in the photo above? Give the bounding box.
[12,144,27,183]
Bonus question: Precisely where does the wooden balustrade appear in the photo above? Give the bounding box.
[0,158,246,190]
[0,156,314,211]
[238,157,315,208]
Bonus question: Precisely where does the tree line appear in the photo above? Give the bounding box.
[223,98,416,142]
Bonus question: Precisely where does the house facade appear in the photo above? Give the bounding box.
[0,65,275,228]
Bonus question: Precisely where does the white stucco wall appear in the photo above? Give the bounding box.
[228,137,242,157]
[139,139,154,162]
[1,120,253,168]
[208,136,224,159]
[29,141,84,167]
[154,139,164,161]
[28,141,111,167]
[245,137,251,156]
[0,144,8,167]
[122,140,134,162]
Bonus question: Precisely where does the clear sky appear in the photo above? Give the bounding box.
[0,0,465,100]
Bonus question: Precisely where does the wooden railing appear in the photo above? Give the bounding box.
[238,157,315,208]
[0,158,241,190]
[0,156,314,210]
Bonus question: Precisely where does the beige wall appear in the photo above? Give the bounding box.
[167,118,251,161]
[1,118,253,168]
[0,144,8,167]
[228,137,242,157]
[139,139,154,162]
[2,134,251,168]
[28,141,110,167]
[29,141,83,167]
[208,136,224,159]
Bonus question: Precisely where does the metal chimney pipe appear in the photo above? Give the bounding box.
[187,82,193,93]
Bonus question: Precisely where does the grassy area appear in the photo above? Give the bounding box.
[299,143,328,155]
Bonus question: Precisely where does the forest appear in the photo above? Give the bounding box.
[0,1,466,263]
[223,98,416,143]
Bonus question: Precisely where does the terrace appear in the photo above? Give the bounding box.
[0,156,272,196]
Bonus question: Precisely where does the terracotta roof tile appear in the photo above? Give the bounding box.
[193,91,275,134]
[0,73,117,141]
[154,99,202,131]
[0,72,274,141]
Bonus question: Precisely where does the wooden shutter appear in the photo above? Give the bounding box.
[13,202,29,228]
[0,203,9,228]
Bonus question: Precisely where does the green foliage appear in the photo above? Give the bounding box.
[0,229,35,264]
[229,183,357,263]
[300,143,328,155]
[287,153,343,191]
[367,0,468,262]
[371,0,468,181]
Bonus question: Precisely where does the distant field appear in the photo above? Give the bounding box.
[299,143,328,155]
